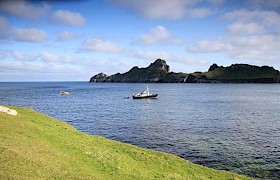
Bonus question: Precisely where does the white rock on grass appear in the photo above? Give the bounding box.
[0,106,17,116]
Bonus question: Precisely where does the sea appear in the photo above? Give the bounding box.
[0,82,279,179]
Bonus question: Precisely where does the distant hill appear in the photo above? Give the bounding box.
[90,60,280,83]
[90,59,188,83]
[191,63,280,83]
[110,59,169,82]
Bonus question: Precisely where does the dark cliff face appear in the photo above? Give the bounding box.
[89,73,109,82]
[194,64,280,83]
[112,59,170,82]
[90,59,173,83]
[159,72,188,83]
[90,60,280,83]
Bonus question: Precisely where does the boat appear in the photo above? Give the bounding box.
[60,91,70,95]
[132,85,158,99]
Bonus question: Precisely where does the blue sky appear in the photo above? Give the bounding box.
[0,0,279,81]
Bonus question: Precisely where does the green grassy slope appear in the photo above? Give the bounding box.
[204,64,280,83]
[0,106,253,179]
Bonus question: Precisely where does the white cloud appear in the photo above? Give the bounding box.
[134,50,171,60]
[56,31,80,41]
[0,17,48,42]
[0,0,50,20]
[188,34,280,62]
[224,9,280,27]
[7,50,81,63]
[51,10,86,26]
[0,61,42,73]
[81,38,122,53]
[187,8,280,65]
[185,7,214,18]
[188,39,233,53]
[111,0,218,19]
[11,28,48,42]
[134,50,208,67]
[40,51,59,62]
[171,55,208,67]
[40,51,76,63]
[231,34,280,52]
[134,26,182,45]
[0,52,135,81]
[226,22,264,35]
[0,60,91,81]
[10,51,37,61]
[0,50,6,60]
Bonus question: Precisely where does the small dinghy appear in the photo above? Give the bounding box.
[60,91,70,96]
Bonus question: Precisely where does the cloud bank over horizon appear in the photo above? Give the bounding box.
[0,0,279,81]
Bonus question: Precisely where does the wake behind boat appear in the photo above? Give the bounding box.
[132,85,158,99]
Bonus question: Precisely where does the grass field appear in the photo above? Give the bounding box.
[0,106,253,179]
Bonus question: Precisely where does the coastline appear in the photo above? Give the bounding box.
[0,105,253,179]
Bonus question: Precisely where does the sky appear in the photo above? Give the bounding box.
[0,0,280,81]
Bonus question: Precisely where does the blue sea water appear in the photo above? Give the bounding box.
[0,82,279,179]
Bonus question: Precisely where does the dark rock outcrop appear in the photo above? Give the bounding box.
[196,64,280,83]
[90,73,109,82]
[90,59,173,83]
[90,60,280,83]
[208,63,219,71]
[159,72,188,83]
[113,59,169,82]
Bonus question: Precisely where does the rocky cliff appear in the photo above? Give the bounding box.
[90,60,280,83]
[192,64,280,83]
[90,73,109,82]
[90,59,176,83]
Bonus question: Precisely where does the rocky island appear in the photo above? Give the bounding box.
[90,59,280,83]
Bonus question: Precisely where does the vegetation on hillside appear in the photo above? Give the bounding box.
[90,59,279,83]
[159,72,188,83]
[91,59,170,83]
[200,64,280,83]
[0,106,253,179]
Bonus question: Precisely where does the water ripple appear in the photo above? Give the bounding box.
[0,82,279,179]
